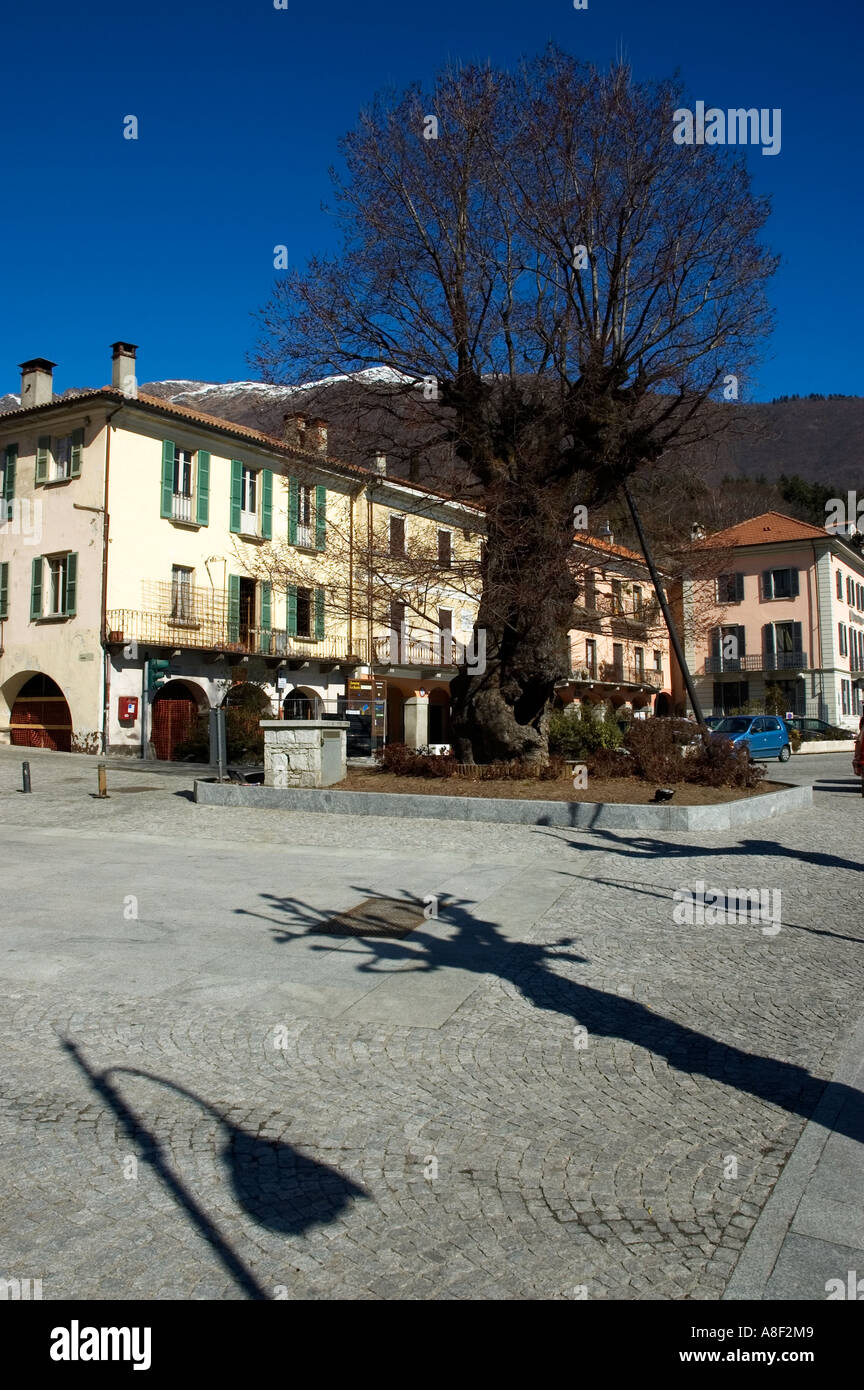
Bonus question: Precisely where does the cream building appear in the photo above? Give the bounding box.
[0,344,483,757]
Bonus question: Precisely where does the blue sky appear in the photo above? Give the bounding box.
[0,0,860,401]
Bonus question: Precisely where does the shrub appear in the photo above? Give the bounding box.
[623,717,697,782]
[174,706,265,765]
[789,728,802,752]
[375,743,457,777]
[548,704,623,758]
[585,747,633,779]
[684,738,765,788]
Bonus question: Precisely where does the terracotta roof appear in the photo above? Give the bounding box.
[696,511,830,549]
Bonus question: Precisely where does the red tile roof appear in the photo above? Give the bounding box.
[697,511,830,548]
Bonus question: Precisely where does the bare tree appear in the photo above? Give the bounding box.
[254,48,777,761]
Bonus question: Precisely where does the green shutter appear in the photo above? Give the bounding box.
[230,460,243,533]
[227,573,240,642]
[2,444,17,504]
[790,568,800,598]
[69,427,84,477]
[314,586,325,640]
[761,570,773,600]
[161,440,175,518]
[315,484,326,551]
[261,469,273,539]
[288,477,298,544]
[260,581,272,653]
[286,584,297,636]
[196,450,210,526]
[64,552,77,616]
[30,556,42,619]
[0,562,8,619]
[36,436,50,485]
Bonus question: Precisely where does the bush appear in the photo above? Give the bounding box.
[174,706,265,765]
[548,704,623,758]
[585,747,633,779]
[684,738,765,789]
[623,717,697,782]
[375,743,457,777]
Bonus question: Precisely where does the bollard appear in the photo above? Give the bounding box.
[22,761,31,793]
[97,763,109,799]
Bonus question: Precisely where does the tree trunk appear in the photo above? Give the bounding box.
[449,478,577,763]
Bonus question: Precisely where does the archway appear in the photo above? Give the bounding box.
[10,674,73,751]
[654,691,672,717]
[151,680,208,761]
[282,687,320,720]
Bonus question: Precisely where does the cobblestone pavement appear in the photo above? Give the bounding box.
[1,746,862,1300]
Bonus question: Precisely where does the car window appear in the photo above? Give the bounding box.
[716,717,751,733]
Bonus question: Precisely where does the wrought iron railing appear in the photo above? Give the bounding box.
[705,652,808,674]
[106,609,366,663]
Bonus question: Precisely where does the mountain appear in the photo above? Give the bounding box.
[2,370,861,493]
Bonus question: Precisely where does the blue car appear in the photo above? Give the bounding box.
[710,715,792,762]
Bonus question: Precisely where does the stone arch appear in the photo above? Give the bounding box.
[151,679,209,760]
[282,686,322,719]
[4,672,73,751]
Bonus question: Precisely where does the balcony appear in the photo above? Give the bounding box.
[705,652,808,674]
[106,609,367,667]
[569,660,663,688]
[372,632,458,668]
[171,492,193,523]
[574,592,660,629]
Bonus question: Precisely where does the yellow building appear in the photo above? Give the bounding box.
[0,344,483,757]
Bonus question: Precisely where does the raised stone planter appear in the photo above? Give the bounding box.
[260,720,349,788]
[194,778,812,829]
[792,739,856,755]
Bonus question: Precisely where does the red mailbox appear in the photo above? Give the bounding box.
[118,696,139,722]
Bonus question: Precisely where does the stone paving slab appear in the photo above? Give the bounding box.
[0,746,862,1300]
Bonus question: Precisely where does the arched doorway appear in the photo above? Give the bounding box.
[151,680,205,761]
[282,688,318,719]
[10,674,73,751]
[654,691,672,717]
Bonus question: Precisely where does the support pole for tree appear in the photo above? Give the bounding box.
[622,482,708,733]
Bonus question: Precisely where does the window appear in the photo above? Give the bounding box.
[717,573,744,603]
[296,484,314,549]
[632,586,643,615]
[389,516,405,557]
[611,579,625,614]
[0,561,8,619]
[842,679,851,716]
[438,530,452,568]
[36,430,83,484]
[295,587,311,638]
[31,553,77,619]
[172,450,194,521]
[858,584,864,611]
[586,639,597,676]
[389,600,405,660]
[240,467,257,532]
[837,570,844,600]
[847,576,854,605]
[438,609,453,660]
[171,566,194,621]
[1,444,16,512]
[653,649,662,671]
[634,647,645,678]
[612,642,624,676]
[839,623,848,657]
[762,568,798,600]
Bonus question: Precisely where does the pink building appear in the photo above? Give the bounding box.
[676,511,864,729]
[558,534,673,717]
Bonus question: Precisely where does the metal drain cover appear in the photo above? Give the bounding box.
[319,896,425,939]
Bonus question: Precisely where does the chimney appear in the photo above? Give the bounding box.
[306,417,328,454]
[111,341,138,397]
[373,453,387,475]
[19,358,56,408]
[283,412,306,448]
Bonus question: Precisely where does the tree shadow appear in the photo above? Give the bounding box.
[59,1036,368,1299]
[234,886,864,1146]
[532,825,864,876]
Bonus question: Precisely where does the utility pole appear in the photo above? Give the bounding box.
[622,482,708,733]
